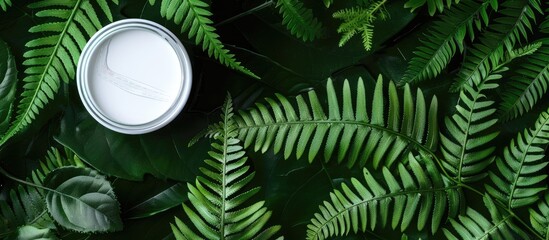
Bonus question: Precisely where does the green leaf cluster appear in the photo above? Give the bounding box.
[171,96,281,239]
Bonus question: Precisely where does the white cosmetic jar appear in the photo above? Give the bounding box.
[77,19,192,134]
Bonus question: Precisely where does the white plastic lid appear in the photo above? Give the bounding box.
[77,19,192,134]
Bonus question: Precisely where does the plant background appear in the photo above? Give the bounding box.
[1,0,548,239]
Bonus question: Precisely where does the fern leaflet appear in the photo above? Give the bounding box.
[404,0,453,16]
[401,0,496,84]
[0,0,117,147]
[486,108,549,209]
[231,75,439,169]
[0,185,55,239]
[440,44,541,183]
[0,0,11,11]
[440,71,501,183]
[499,45,549,121]
[333,0,389,51]
[150,0,258,79]
[451,0,541,91]
[31,147,84,186]
[530,192,549,239]
[443,195,529,239]
[276,0,323,42]
[306,153,462,239]
[171,95,281,239]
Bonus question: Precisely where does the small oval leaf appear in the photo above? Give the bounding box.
[44,166,122,233]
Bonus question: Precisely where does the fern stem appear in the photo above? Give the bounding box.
[309,185,462,238]
[512,211,545,240]
[215,0,274,27]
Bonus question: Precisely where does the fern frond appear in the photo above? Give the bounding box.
[530,192,549,239]
[401,0,496,84]
[451,0,541,91]
[443,195,529,239]
[0,0,117,147]
[156,0,258,79]
[306,153,462,239]
[333,0,389,51]
[486,108,549,209]
[171,95,281,239]
[499,45,549,121]
[276,0,324,42]
[0,185,54,239]
[0,0,11,11]
[232,75,439,169]
[440,66,506,183]
[31,147,84,186]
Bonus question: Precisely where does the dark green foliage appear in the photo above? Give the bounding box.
[440,69,500,183]
[0,0,11,11]
[306,154,462,239]
[151,0,258,79]
[2,0,549,239]
[401,0,495,84]
[0,39,17,135]
[44,166,122,233]
[443,195,529,239]
[0,0,118,146]
[31,147,84,185]
[171,96,281,239]
[0,185,54,239]
[451,0,540,91]
[486,108,549,209]
[233,76,439,169]
[276,0,324,42]
[530,192,549,239]
[404,0,454,16]
[499,45,549,121]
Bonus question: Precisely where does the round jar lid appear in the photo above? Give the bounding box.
[77,19,192,134]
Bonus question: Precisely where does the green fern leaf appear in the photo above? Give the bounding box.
[171,95,281,239]
[276,0,324,42]
[443,195,529,239]
[333,0,389,51]
[486,108,549,209]
[0,0,117,147]
[0,0,11,11]
[31,147,84,186]
[499,45,549,121]
[0,185,55,239]
[233,75,439,169]
[156,0,258,79]
[404,0,453,16]
[401,0,495,84]
[530,192,549,239]
[451,0,541,91]
[440,67,502,183]
[306,153,462,239]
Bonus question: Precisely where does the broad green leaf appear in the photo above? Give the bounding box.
[44,167,122,233]
[56,106,207,181]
